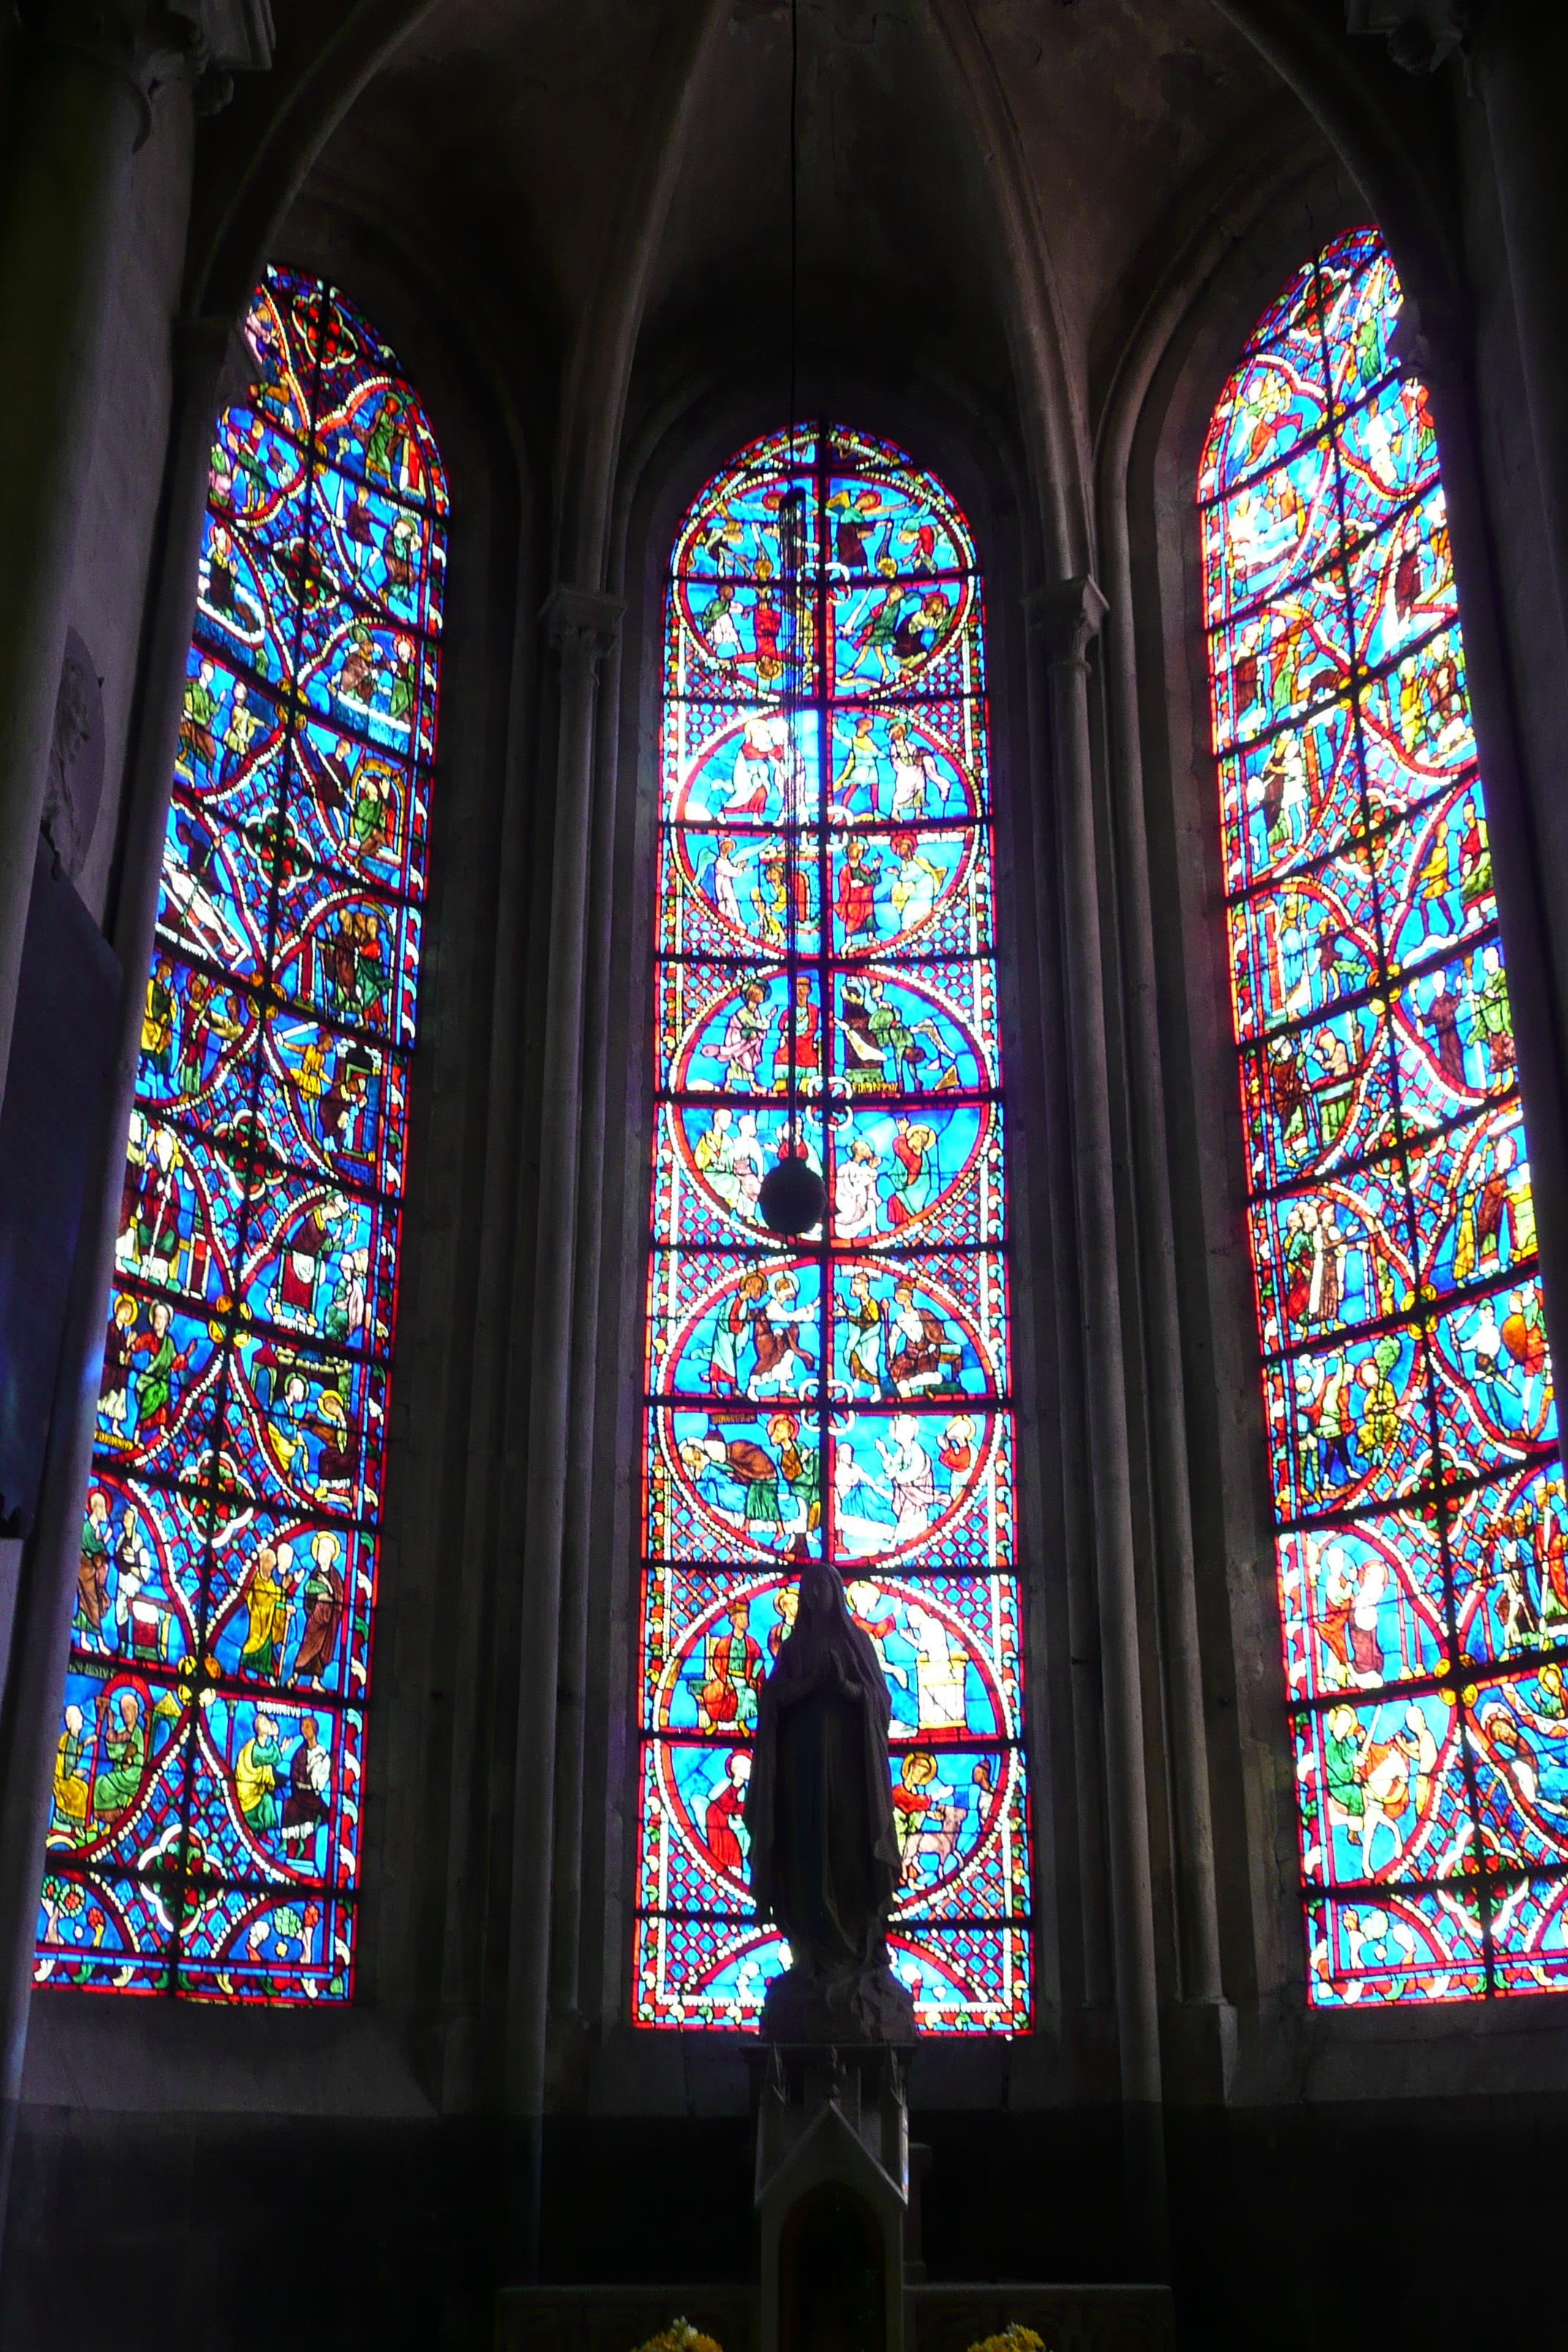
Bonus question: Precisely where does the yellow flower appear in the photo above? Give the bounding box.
[630,2323,723,2352]
[965,2328,1047,2352]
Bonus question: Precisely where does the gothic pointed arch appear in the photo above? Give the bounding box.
[1202,225,1568,2004]
[635,422,1032,2032]
[38,267,448,2002]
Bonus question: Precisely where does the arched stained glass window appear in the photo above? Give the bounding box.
[1203,226,1568,2004]
[37,268,447,2002]
[636,423,1031,2034]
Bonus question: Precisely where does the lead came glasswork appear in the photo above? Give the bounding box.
[36,269,446,2001]
[1203,226,1568,2002]
[636,424,1031,2032]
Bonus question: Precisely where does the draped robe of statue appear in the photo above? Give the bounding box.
[745,1556,915,2041]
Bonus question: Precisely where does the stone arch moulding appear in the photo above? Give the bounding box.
[256,201,545,2059]
[1091,145,1374,2067]
[19,195,533,2126]
[571,364,1088,2103]
[1115,170,1568,2094]
[912,0,1091,583]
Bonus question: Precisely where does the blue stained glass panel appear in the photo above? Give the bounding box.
[638,425,1030,2031]
[37,266,446,2003]
[1202,226,1567,2004]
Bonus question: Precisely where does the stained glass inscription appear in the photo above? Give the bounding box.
[37,268,445,2002]
[636,423,1030,2032]
[1203,227,1568,2002]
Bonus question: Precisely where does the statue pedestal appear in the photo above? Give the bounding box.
[753,2045,911,2352]
[496,2097,1176,2352]
[759,1959,916,2047]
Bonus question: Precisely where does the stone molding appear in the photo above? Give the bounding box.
[20,0,274,126]
[1025,573,1109,671]
[1345,0,1471,72]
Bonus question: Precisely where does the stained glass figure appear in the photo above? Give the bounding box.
[36,269,446,2002]
[637,424,1030,2032]
[1203,226,1568,2002]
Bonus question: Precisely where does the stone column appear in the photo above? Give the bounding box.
[0,3,213,1112]
[1020,614,1113,2014]
[549,620,624,2045]
[0,309,233,2244]
[506,584,622,2272]
[1466,8,1568,656]
[1096,484,1226,2035]
[1468,1,1568,1043]
[1031,577,1166,2258]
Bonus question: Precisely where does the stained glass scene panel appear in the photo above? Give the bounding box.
[37,267,445,2004]
[638,423,1030,2032]
[1202,225,1568,2005]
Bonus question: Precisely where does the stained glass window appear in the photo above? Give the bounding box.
[1203,226,1568,2003]
[36,268,446,2000]
[636,423,1030,2033]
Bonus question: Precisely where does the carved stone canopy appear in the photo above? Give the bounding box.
[20,0,274,120]
[1346,0,1471,72]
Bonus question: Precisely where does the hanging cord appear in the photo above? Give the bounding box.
[781,0,805,1158]
[788,0,799,452]
[782,500,804,1157]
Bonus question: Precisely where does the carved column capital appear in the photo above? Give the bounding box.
[1390,287,1472,398]
[1025,574,1109,673]
[20,0,274,130]
[1346,0,1473,73]
[543,584,625,675]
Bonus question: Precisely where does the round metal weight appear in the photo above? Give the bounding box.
[758,1156,827,1237]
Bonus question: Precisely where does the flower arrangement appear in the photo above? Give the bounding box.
[630,2320,723,2352]
[965,2326,1046,2352]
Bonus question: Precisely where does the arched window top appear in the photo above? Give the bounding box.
[37,268,447,2003]
[636,423,1030,2035]
[668,421,979,585]
[246,269,448,519]
[1202,227,1568,2007]
[1199,224,1403,505]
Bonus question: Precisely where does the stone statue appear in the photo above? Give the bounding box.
[745,1556,915,2043]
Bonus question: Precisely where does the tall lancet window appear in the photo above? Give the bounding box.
[636,424,1031,2033]
[1204,226,1568,2003]
[37,269,447,2001]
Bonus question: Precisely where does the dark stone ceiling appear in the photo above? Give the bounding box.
[309,0,1315,458]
